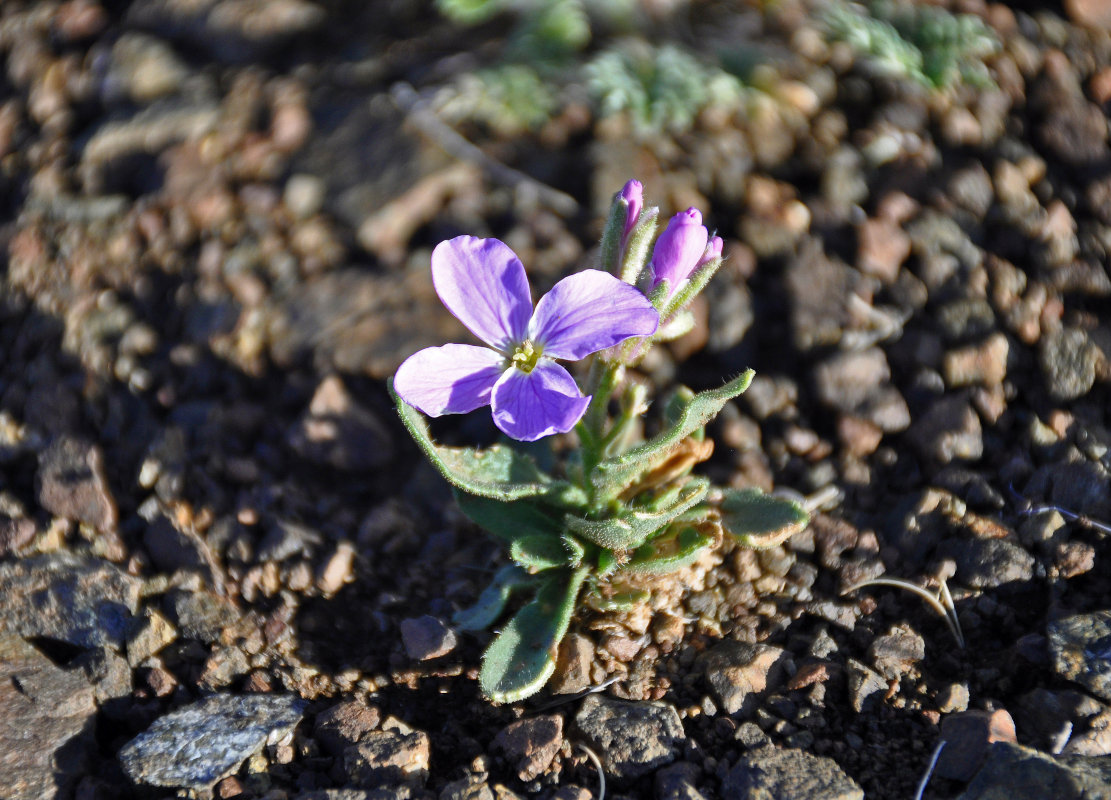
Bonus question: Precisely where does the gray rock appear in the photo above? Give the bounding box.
[869,623,926,680]
[937,709,1017,781]
[1014,688,1111,756]
[938,683,971,714]
[698,640,789,716]
[550,633,593,695]
[907,395,983,463]
[119,694,307,791]
[125,609,177,667]
[574,694,685,781]
[0,554,141,648]
[289,375,393,471]
[400,615,457,661]
[722,747,864,800]
[259,518,323,562]
[1040,328,1101,401]
[958,742,1111,800]
[655,762,707,800]
[343,729,431,787]
[163,587,240,643]
[0,515,36,556]
[936,538,1035,589]
[813,348,910,433]
[846,659,886,713]
[73,646,133,705]
[439,777,494,800]
[0,636,97,800]
[105,33,192,104]
[1049,611,1111,703]
[36,436,117,531]
[143,513,219,580]
[785,240,859,351]
[492,714,562,782]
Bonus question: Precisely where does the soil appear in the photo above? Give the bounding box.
[1,1,1110,799]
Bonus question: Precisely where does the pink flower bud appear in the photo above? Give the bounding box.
[650,208,708,294]
[620,179,643,245]
[699,235,723,267]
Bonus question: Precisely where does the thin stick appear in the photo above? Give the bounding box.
[391,82,579,217]
[914,740,946,800]
[1008,483,1111,535]
[577,742,606,800]
[842,577,965,648]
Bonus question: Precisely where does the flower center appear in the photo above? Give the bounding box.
[510,340,542,373]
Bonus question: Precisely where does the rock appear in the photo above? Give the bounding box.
[1040,328,1101,401]
[1014,688,1111,756]
[0,636,97,800]
[722,747,864,800]
[120,694,306,791]
[935,538,1035,589]
[125,609,177,667]
[655,762,707,800]
[938,683,971,714]
[550,633,593,695]
[846,659,886,713]
[0,554,141,648]
[143,513,218,579]
[869,623,925,680]
[314,700,381,757]
[943,334,1010,388]
[73,646,133,705]
[785,239,859,351]
[906,395,983,463]
[937,709,1018,781]
[36,436,117,530]
[0,515,36,555]
[344,729,431,787]
[439,777,494,800]
[573,694,684,781]
[856,217,910,283]
[492,715,562,782]
[318,541,356,595]
[1049,611,1111,703]
[198,645,251,690]
[288,375,393,471]
[814,348,910,434]
[106,33,191,104]
[698,640,789,716]
[259,518,323,562]
[958,742,1111,800]
[163,588,240,643]
[399,616,456,661]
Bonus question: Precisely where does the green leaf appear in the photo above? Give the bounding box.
[510,534,581,572]
[454,490,565,544]
[591,370,754,502]
[454,565,534,631]
[479,567,589,702]
[719,488,810,549]
[391,380,587,506]
[565,477,709,550]
[624,521,718,573]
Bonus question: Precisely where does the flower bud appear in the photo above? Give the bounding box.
[699,235,723,268]
[650,208,708,296]
[619,179,643,246]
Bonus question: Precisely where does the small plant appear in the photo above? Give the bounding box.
[822,0,999,90]
[391,180,809,702]
[586,43,745,137]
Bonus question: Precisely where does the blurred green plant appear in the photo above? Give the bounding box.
[822,0,999,89]
[586,43,745,136]
[438,65,558,136]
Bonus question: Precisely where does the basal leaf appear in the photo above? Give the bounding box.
[454,490,565,544]
[479,567,588,703]
[591,370,754,502]
[565,477,709,550]
[454,565,534,631]
[719,488,810,549]
[391,380,588,506]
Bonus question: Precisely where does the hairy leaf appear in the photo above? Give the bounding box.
[719,488,810,549]
[479,567,589,702]
[624,519,720,573]
[454,565,534,631]
[566,477,709,550]
[510,534,581,572]
[454,490,565,544]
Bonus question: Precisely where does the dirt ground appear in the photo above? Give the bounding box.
[1,1,1111,799]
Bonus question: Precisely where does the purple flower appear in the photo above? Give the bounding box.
[701,235,723,266]
[619,179,643,246]
[394,236,659,442]
[650,208,709,297]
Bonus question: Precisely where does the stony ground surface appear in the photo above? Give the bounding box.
[1,1,1111,799]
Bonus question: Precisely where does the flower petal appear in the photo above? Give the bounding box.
[650,208,708,292]
[528,270,660,360]
[432,236,533,351]
[393,344,505,416]
[491,361,591,441]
